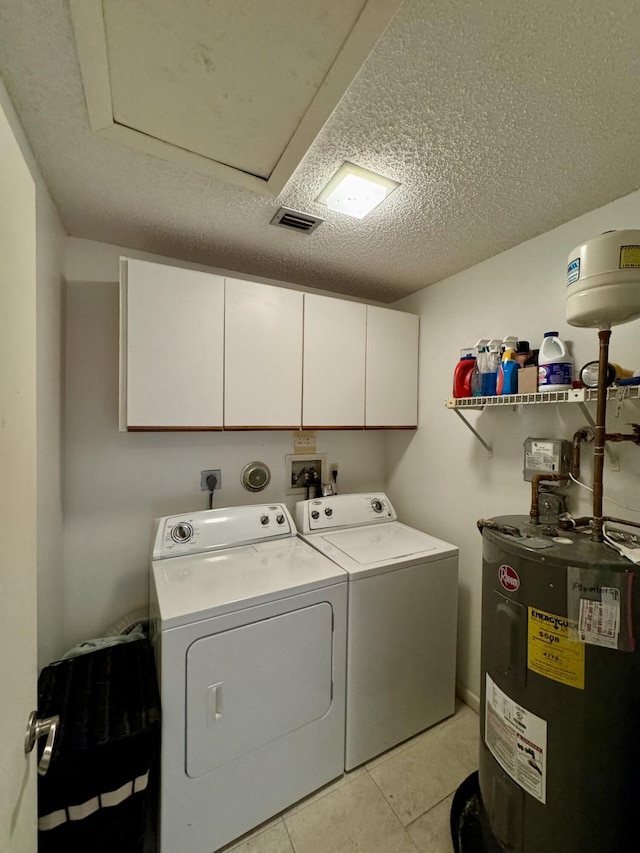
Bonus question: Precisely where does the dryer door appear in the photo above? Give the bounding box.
[186,602,334,777]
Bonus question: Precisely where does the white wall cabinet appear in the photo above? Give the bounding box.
[303,294,366,428]
[120,259,418,431]
[121,258,225,430]
[224,278,303,429]
[365,306,419,427]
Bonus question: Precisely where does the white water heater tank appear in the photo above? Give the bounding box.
[567,229,640,327]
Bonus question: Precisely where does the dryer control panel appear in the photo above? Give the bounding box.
[295,493,396,534]
[152,504,295,559]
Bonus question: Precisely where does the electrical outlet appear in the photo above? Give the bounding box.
[200,469,222,491]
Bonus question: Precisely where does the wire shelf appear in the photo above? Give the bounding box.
[446,385,640,410]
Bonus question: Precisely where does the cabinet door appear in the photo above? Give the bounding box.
[365,306,419,427]
[121,258,224,430]
[303,294,366,428]
[224,278,303,428]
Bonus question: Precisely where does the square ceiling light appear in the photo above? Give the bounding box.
[316,162,400,219]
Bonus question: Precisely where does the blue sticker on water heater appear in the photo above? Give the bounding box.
[567,257,580,285]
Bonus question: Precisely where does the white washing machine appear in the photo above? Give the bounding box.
[150,503,347,853]
[296,492,458,770]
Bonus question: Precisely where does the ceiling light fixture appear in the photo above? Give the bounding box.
[316,162,400,220]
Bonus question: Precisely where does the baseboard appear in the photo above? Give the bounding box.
[456,682,479,715]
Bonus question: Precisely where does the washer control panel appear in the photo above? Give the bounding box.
[153,504,295,559]
[295,493,396,534]
[170,522,194,543]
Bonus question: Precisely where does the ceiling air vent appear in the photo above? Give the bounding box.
[271,207,323,234]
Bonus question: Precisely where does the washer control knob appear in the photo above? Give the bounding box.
[170,522,193,543]
[276,514,285,525]
[371,499,384,513]
[311,510,320,520]
[324,508,333,517]
[260,515,269,525]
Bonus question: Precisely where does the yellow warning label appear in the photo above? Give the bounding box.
[619,245,640,268]
[528,607,585,690]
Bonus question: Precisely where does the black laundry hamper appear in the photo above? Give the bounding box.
[37,638,161,853]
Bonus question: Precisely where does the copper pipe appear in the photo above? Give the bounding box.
[571,428,593,479]
[477,519,521,537]
[603,515,640,531]
[530,474,569,525]
[604,425,640,444]
[592,328,611,541]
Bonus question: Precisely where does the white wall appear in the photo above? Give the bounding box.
[386,190,640,708]
[61,238,388,654]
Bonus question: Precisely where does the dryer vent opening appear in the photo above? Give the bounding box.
[270,207,323,234]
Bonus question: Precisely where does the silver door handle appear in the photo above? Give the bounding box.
[24,711,59,776]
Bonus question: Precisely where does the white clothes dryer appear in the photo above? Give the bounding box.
[296,492,458,770]
[150,503,347,853]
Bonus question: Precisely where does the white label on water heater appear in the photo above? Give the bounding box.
[578,589,620,649]
[485,674,547,804]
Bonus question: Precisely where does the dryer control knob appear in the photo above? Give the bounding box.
[324,508,333,517]
[260,515,269,525]
[276,514,285,525]
[170,522,193,543]
[311,510,320,520]
[371,499,383,513]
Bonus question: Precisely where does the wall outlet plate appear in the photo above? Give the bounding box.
[201,469,222,490]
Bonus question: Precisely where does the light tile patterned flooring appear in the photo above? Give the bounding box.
[222,700,479,853]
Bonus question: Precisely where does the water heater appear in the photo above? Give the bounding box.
[478,518,640,852]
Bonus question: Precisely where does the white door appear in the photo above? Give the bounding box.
[186,604,333,777]
[365,306,419,427]
[0,95,39,850]
[224,278,303,428]
[122,258,225,430]
[302,293,366,428]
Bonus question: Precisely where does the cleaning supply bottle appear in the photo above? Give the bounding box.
[502,336,518,356]
[538,332,573,391]
[481,340,502,396]
[453,347,476,398]
[496,346,520,394]
[515,340,532,366]
[471,339,489,396]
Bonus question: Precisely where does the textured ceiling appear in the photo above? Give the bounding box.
[1,0,640,303]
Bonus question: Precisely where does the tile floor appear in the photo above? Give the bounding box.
[222,700,479,853]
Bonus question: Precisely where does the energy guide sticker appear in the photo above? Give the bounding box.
[485,675,547,804]
[528,606,585,689]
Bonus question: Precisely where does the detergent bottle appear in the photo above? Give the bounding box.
[496,346,520,394]
[453,347,477,398]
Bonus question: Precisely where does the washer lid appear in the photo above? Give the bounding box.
[303,522,458,578]
[152,536,346,629]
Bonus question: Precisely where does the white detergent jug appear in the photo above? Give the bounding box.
[538,331,573,391]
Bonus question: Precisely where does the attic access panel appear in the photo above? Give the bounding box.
[70,0,403,196]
